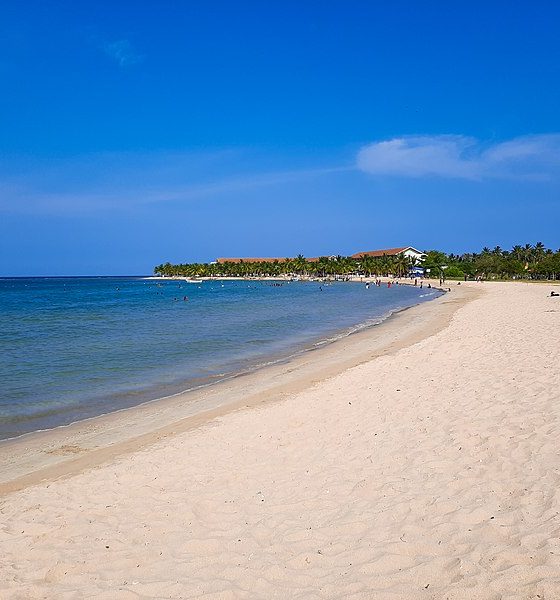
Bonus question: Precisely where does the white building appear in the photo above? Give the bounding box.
[351,246,426,264]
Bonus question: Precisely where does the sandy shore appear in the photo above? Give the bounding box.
[1,281,560,598]
[0,283,450,494]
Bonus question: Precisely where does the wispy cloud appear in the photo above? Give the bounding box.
[102,39,143,67]
[0,149,348,216]
[357,134,560,180]
[3,134,558,218]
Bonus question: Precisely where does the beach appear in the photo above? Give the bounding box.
[0,277,436,440]
[1,280,560,598]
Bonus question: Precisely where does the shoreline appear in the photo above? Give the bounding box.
[3,280,559,598]
[0,279,440,443]
[0,281,469,496]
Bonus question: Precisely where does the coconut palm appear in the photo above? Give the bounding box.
[393,254,409,277]
[293,254,308,275]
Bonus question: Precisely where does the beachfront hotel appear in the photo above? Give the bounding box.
[351,246,425,262]
[216,246,426,264]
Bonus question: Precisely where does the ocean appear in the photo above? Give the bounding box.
[0,277,440,440]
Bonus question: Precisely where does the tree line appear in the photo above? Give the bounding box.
[154,253,416,279]
[154,243,560,280]
[425,242,560,280]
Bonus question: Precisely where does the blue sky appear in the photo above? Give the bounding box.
[1,1,559,275]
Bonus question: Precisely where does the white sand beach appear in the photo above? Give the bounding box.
[1,281,560,599]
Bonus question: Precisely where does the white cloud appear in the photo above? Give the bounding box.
[357,134,560,180]
[102,39,142,67]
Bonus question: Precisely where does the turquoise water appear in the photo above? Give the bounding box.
[0,277,440,440]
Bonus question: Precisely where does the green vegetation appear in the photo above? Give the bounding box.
[154,243,560,280]
[428,243,560,280]
[154,253,416,279]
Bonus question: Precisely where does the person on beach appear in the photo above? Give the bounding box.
[551,291,559,297]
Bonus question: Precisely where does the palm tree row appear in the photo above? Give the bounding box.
[154,253,416,279]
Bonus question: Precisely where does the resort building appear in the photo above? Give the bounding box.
[351,246,426,264]
[216,257,287,264]
[216,247,426,265]
[216,256,322,264]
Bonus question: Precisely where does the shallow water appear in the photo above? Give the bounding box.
[0,277,440,439]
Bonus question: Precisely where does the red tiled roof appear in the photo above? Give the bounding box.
[216,248,423,263]
[351,247,409,259]
[216,256,322,264]
[216,257,288,263]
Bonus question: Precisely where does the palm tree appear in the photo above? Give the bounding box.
[316,257,331,277]
[294,254,307,275]
[379,255,391,276]
[534,241,546,261]
[523,243,533,263]
[361,255,375,277]
[282,258,295,275]
[511,245,523,261]
[394,254,409,277]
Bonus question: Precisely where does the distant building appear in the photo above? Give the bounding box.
[216,257,287,264]
[351,246,426,264]
[216,247,425,264]
[216,256,323,264]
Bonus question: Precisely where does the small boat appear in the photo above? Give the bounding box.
[185,278,203,283]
